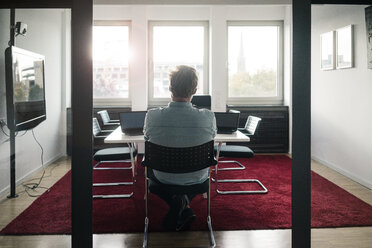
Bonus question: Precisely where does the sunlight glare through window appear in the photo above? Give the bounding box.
[93,26,129,99]
[152,26,204,98]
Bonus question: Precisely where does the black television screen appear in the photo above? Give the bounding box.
[5,46,46,131]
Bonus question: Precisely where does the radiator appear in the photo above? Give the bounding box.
[227,106,289,153]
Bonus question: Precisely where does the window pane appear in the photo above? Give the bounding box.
[152,26,204,98]
[93,26,129,98]
[228,25,278,98]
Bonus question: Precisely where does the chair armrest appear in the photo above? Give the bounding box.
[94,135,108,138]
[109,119,120,123]
[101,130,114,133]
[104,122,120,126]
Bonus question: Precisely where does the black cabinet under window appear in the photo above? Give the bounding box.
[227,106,289,153]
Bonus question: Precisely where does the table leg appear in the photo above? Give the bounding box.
[128,143,136,183]
[214,142,222,191]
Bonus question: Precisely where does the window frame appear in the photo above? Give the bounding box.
[226,20,284,106]
[148,20,209,106]
[93,20,132,107]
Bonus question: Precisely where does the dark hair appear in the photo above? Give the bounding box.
[169,65,198,98]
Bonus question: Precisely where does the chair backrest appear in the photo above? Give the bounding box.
[228,109,240,114]
[142,140,217,173]
[244,116,261,135]
[93,118,102,137]
[97,110,110,125]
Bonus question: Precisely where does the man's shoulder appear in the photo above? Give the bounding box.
[147,107,164,115]
[194,108,214,117]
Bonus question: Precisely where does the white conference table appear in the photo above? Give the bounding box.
[104,126,250,168]
[104,127,250,194]
[105,126,250,145]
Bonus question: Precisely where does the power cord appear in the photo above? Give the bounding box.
[1,121,56,197]
[21,128,50,197]
[0,120,28,138]
[0,120,9,137]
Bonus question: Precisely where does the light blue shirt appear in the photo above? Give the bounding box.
[143,101,216,185]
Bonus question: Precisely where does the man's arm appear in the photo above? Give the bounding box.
[143,112,150,141]
[211,112,217,138]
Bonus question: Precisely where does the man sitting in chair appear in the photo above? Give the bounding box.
[144,65,216,231]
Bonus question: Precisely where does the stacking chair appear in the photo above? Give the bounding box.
[97,110,120,127]
[213,115,268,195]
[141,140,217,248]
[93,118,137,199]
[213,109,246,171]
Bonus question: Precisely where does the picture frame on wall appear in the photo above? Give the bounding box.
[320,31,335,70]
[365,6,372,69]
[336,25,354,69]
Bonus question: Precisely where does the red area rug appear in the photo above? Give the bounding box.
[1,155,372,234]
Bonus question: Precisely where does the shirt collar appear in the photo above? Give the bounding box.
[168,101,193,108]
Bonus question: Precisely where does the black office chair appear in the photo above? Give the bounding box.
[141,140,217,248]
[97,110,120,126]
[92,118,137,199]
[213,115,268,195]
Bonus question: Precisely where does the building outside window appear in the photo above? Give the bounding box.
[93,21,131,106]
[149,21,209,105]
[227,21,283,105]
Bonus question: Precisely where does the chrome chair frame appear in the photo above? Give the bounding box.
[93,118,136,199]
[213,115,268,195]
[142,141,217,248]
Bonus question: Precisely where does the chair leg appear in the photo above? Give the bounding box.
[213,161,268,195]
[93,160,134,199]
[211,160,245,171]
[94,160,133,170]
[93,192,134,199]
[143,168,149,248]
[207,171,216,248]
[210,160,245,182]
[143,168,216,248]
[143,217,149,248]
[215,178,268,195]
[207,216,216,248]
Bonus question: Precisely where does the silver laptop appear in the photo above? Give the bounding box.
[214,112,240,134]
[119,111,147,135]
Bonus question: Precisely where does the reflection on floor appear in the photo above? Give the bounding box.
[0,156,371,248]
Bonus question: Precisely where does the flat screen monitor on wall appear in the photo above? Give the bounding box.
[5,46,46,131]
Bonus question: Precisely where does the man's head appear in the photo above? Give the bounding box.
[169,65,198,101]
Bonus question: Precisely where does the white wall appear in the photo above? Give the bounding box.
[93,4,291,112]
[311,5,372,189]
[0,9,70,197]
[284,5,292,153]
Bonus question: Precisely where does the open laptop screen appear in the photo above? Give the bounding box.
[214,112,240,133]
[119,111,147,134]
[191,95,211,109]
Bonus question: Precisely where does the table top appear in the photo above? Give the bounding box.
[104,127,250,144]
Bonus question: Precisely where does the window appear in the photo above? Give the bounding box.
[149,21,209,104]
[93,21,131,105]
[227,21,283,105]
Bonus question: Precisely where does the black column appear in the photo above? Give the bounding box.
[292,1,311,248]
[7,8,18,199]
[71,0,93,247]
